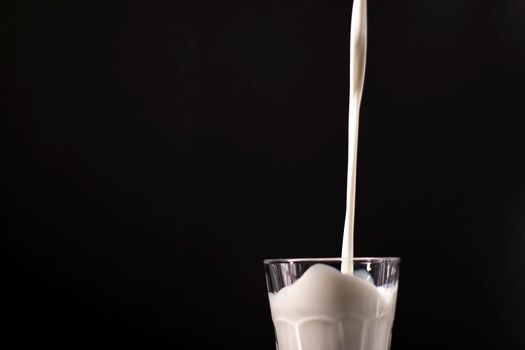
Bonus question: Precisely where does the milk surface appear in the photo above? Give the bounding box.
[269,264,397,350]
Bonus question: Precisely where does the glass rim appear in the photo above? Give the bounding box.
[263,257,400,264]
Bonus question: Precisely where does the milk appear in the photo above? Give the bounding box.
[268,264,397,350]
[342,0,367,273]
[267,1,399,349]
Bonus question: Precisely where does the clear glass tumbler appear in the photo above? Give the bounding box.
[264,258,400,350]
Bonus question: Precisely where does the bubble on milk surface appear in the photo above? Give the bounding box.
[353,268,375,286]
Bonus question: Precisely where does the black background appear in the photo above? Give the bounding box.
[3,0,525,349]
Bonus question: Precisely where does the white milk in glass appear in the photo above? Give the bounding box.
[269,264,398,350]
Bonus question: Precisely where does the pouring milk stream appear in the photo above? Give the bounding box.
[341,0,367,275]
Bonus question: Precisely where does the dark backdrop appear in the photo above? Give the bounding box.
[3,0,525,349]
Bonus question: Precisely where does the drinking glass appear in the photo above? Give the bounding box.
[264,258,400,350]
